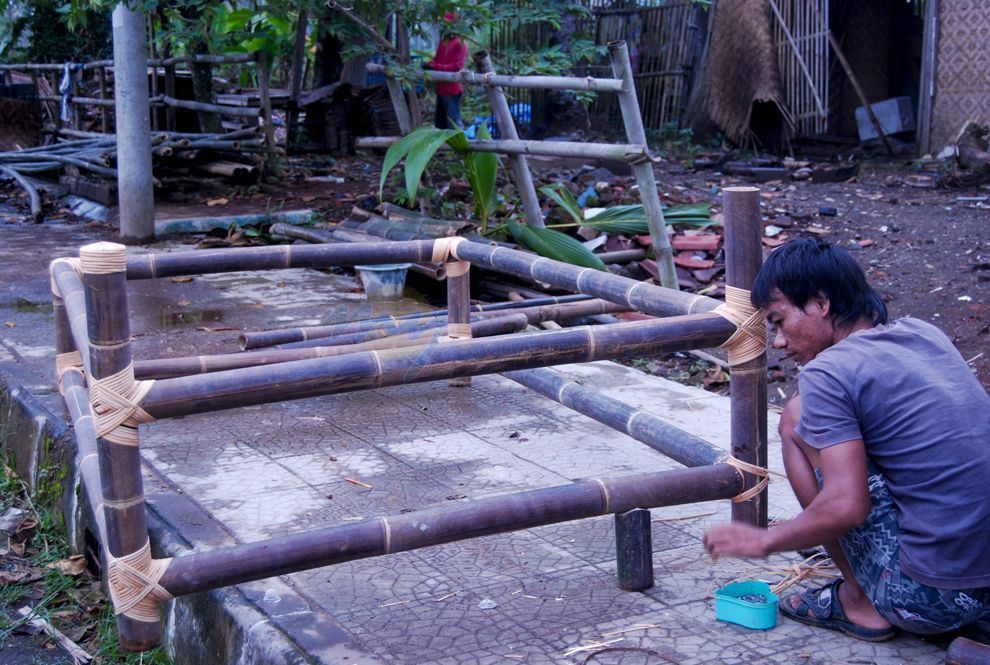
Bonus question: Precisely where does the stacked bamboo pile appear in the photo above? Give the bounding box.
[51,188,768,652]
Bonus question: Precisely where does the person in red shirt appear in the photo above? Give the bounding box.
[424,12,468,129]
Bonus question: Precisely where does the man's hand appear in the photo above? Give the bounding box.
[702,522,772,560]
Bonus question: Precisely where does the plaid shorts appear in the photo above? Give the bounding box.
[817,464,990,634]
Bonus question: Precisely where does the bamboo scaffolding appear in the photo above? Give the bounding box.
[356,136,650,162]
[160,96,263,118]
[135,315,528,380]
[507,366,725,467]
[138,314,735,420]
[366,62,624,93]
[157,464,742,597]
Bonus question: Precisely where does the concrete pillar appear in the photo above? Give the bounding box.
[112,3,155,243]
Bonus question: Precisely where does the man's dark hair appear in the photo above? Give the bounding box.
[751,237,887,326]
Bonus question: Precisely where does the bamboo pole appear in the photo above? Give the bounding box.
[473,52,544,229]
[161,96,262,118]
[446,254,472,387]
[139,313,735,419]
[287,4,309,148]
[356,136,649,162]
[51,261,91,370]
[503,367,723,468]
[722,187,768,527]
[366,63,624,93]
[136,315,528,380]
[157,464,742,597]
[608,41,677,291]
[255,51,279,174]
[97,66,110,133]
[384,77,413,135]
[0,166,42,221]
[79,242,161,650]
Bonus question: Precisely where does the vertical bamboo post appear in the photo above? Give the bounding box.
[446,258,472,387]
[255,51,279,176]
[163,63,176,132]
[70,68,82,130]
[607,40,677,290]
[722,187,768,527]
[80,242,162,650]
[287,4,309,149]
[472,52,545,229]
[615,508,654,591]
[385,77,414,134]
[97,66,111,133]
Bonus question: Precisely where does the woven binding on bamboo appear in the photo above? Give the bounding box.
[446,259,470,278]
[89,364,156,446]
[718,454,770,503]
[79,241,129,274]
[714,285,767,366]
[431,237,466,264]
[48,257,82,299]
[106,541,173,622]
[55,350,84,394]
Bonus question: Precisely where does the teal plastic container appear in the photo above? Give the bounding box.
[714,580,778,630]
[354,263,411,301]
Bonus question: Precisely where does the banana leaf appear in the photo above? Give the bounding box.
[507,220,608,271]
[538,183,583,224]
[378,126,461,205]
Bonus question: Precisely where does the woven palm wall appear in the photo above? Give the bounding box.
[928,0,990,151]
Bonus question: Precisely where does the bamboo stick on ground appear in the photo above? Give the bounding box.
[0,166,42,220]
[157,464,742,597]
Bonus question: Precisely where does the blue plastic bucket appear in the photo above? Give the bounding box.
[714,580,778,630]
[354,263,411,301]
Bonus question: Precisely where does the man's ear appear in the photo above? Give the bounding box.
[810,292,831,318]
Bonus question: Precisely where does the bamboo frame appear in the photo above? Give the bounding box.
[52,187,767,652]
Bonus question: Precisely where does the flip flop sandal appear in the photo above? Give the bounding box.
[779,579,898,642]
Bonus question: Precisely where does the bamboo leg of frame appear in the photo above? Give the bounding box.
[80,242,162,650]
[722,187,768,527]
[446,259,472,386]
[472,52,545,229]
[615,508,653,591]
[164,64,176,132]
[607,40,677,291]
[255,51,279,175]
[385,78,413,135]
[98,67,110,133]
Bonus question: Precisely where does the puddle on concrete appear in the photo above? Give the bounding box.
[160,309,225,326]
[12,297,54,314]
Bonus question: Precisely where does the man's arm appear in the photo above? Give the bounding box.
[703,439,871,558]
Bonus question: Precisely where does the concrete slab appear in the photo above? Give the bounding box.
[0,224,952,664]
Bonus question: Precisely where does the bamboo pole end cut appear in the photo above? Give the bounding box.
[80,242,128,275]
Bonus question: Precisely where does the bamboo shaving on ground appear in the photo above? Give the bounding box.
[707,551,838,598]
[562,637,624,657]
[601,623,662,637]
[344,477,373,489]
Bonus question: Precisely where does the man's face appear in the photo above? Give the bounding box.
[765,288,834,366]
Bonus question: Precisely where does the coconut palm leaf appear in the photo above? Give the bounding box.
[378,126,461,205]
[507,220,608,271]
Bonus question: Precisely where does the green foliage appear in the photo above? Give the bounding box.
[506,220,607,271]
[1,0,111,63]
[540,184,717,233]
[379,124,501,228]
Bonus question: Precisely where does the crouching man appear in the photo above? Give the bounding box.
[704,237,990,641]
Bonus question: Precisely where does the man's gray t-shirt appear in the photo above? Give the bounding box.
[796,317,990,589]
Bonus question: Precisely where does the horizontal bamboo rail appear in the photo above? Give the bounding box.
[124,240,720,318]
[366,62,624,92]
[504,368,724,468]
[135,314,528,379]
[157,464,742,597]
[356,136,650,162]
[138,313,734,419]
[161,96,262,118]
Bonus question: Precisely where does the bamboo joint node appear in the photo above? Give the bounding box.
[713,286,767,366]
[591,478,612,514]
[89,364,156,446]
[56,351,84,394]
[431,237,466,264]
[445,323,472,340]
[717,455,770,503]
[79,241,128,274]
[106,541,173,622]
